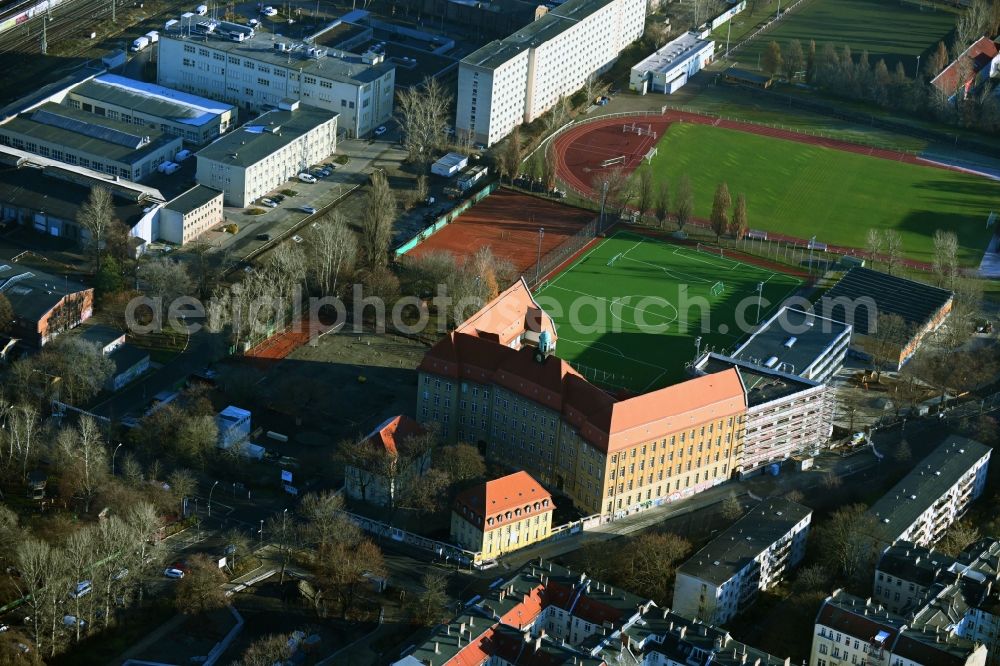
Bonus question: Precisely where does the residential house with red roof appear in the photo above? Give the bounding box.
[395,560,790,666]
[344,415,431,507]
[451,470,554,560]
[931,37,1000,101]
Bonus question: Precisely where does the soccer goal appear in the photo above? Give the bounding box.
[710,281,725,296]
[607,252,623,266]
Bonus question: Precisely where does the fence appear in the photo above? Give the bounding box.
[520,218,600,288]
[720,0,815,59]
[393,180,500,258]
[339,509,484,565]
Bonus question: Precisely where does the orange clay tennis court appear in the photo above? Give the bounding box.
[406,188,596,272]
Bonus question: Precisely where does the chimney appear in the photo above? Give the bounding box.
[434,641,440,654]
[470,616,475,627]
[446,625,451,636]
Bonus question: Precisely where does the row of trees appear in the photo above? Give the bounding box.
[762,37,1000,134]
[709,183,750,242]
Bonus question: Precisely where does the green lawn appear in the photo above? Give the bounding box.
[730,0,958,74]
[533,231,802,392]
[645,123,999,266]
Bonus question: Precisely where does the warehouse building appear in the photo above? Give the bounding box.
[0,155,161,245]
[694,353,834,476]
[456,0,646,146]
[629,31,715,95]
[156,19,394,138]
[673,498,811,625]
[63,74,238,145]
[0,103,182,182]
[0,261,94,347]
[868,435,991,548]
[195,101,337,207]
[820,267,953,370]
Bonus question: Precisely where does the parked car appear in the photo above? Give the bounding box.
[292,235,304,244]
[261,5,277,15]
[311,170,327,179]
[63,615,86,629]
[298,173,317,183]
[319,168,332,177]
[299,205,317,214]
[163,568,185,579]
[256,233,272,241]
[551,189,566,198]
[271,194,285,202]
[374,125,387,137]
[69,581,92,599]
[260,198,278,208]
[324,162,338,170]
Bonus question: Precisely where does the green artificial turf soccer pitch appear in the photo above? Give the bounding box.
[533,231,802,393]
[643,122,999,266]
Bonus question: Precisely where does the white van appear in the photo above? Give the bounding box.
[297,173,317,184]
[195,4,208,15]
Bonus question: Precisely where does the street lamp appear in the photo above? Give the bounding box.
[208,480,220,518]
[756,282,764,324]
[259,519,264,545]
[535,227,545,285]
[111,442,123,476]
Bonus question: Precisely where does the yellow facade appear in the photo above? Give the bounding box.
[450,506,553,559]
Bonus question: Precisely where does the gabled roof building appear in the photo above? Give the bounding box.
[344,415,431,507]
[451,471,553,560]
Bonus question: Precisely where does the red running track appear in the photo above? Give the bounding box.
[552,111,965,270]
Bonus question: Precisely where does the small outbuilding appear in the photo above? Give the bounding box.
[431,152,469,178]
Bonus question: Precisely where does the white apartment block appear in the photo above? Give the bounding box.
[869,436,992,548]
[195,101,337,207]
[694,353,835,476]
[673,498,811,625]
[811,590,988,666]
[158,185,224,245]
[456,0,646,146]
[157,23,393,138]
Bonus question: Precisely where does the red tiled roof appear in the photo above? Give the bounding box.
[364,414,424,456]
[420,334,745,454]
[454,471,553,533]
[456,278,557,347]
[447,627,495,666]
[931,37,999,94]
[499,583,547,628]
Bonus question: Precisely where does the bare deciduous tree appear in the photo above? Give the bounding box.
[866,228,884,267]
[174,553,228,614]
[710,182,731,242]
[884,230,903,275]
[77,186,115,269]
[396,76,450,165]
[655,182,670,229]
[933,229,960,288]
[310,214,357,297]
[498,127,523,184]
[673,175,694,232]
[55,416,109,513]
[137,257,194,315]
[635,166,654,223]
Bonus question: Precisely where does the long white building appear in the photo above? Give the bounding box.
[869,435,991,548]
[673,498,811,625]
[629,31,715,95]
[456,0,646,146]
[156,20,394,138]
[195,101,337,207]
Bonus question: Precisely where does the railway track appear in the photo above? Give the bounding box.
[0,0,118,55]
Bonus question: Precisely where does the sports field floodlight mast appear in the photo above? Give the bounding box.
[756,282,764,324]
[536,227,545,284]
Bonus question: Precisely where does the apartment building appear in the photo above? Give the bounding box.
[0,103,182,182]
[673,498,811,625]
[811,590,987,666]
[397,560,790,666]
[156,21,394,138]
[456,0,646,146]
[0,262,93,346]
[874,542,956,614]
[875,538,1000,666]
[450,470,553,559]
[731,306,852,384]
[64,74,237,145]
[417,278,745,517]
[868,435,991,547]
[694,353,834,475]
[194,101,337,207]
